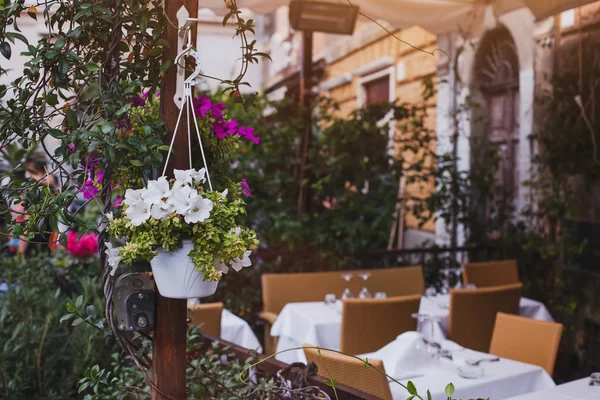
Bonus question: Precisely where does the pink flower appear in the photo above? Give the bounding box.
[214,120,238,140]
[238,126,260,144]
[67,231,98,258]
[82,179,99,199]
[211,102,226,121]
[68,143,76,151]
[241,179,252,197]
[112,195,123,209]
[193,94,213,117]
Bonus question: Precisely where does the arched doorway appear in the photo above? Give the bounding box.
[472,26,520,209]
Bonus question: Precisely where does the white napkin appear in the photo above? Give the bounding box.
[367,332,434,379]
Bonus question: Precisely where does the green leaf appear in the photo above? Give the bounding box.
[0,42,12,60]
[406,396,415,400]
[324,378,337,388]
[71,318,84,326]
[60,313,75,323]
[407,380,417,395]
[363,357,369,368]
[222,12,233,26]
[445,383,455,398]
[66,108,78,129]
[129,159,144,167]
[75,295,83,308]
[427,389,432,400]
[85,305,96,318]
[84,62,100,72]
[115,103,131,118]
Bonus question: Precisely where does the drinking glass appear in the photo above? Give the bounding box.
[358,272,372,299]
[425,286,437,297]
[341,273,354,299]
[324,293,336,305]
[374,292,387,299]
[412,313,440,358]
[453,268,463,289]
[590,372,600,386]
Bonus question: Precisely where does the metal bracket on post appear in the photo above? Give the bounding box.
[174,6,190,109]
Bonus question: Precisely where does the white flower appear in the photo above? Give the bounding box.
[150,202,173,220]
[230,226,242,235]
[106,212,114,222]
[174,168,206,185]
[229,250,252,272]
[184,196,213,224]
[144,176,171,205]
[167,185,197,214]
[124,188,145,205]
[126,200,151,226]
[215,258,229,274]
[220,188,228,201]
[105,243,122,276]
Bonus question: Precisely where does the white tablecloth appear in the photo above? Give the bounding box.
[505,378,599,400]
[361,332,556,400]
[221,309,263,353]
[419,294,554,341]
[271,296,553,363]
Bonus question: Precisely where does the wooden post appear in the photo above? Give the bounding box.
[296,30,313,215]
[153,0,199,398]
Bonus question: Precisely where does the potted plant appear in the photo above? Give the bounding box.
[105,94,259,299]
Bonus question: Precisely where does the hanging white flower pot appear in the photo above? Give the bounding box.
[150,240,218,299]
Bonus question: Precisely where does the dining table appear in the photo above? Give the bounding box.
[504,378,600,400]
[221,309,263,353]
[270,294,553,364]
[359,332,556,400]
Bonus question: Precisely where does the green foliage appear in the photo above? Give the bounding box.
[0,252,114,398]
[225,94,404,255]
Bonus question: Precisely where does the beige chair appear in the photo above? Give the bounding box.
[490,312,563,375]
[259,265,424,354]
[304,346,392,400]
[448,283,522,352]
[462,259,519,288]
[340,295,421,355]
[188,302,223,338]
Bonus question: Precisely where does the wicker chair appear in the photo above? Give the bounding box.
[303,346,392,400]
[462,259,519,288]
[448,283,522,352]
[490,312,563,375]
[188,302,223,338]
[340,295,421,355]
[259,265,424,354]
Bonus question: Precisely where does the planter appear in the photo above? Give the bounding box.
[150,240,218,299]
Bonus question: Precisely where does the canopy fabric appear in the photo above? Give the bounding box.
[202,0,598,33]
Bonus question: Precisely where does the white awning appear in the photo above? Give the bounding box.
[200,0,598,33]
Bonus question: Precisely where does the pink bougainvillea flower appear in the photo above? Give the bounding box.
[68,143,76,151]
[81,151,100,170]
[214,120,238,140]
[193,94,213,117]
[130,95,146,108]
[238,126,260,144]
[241,179,252,197]
[112,195,123,209]
[82,179,99,199]
[67,231,98,258]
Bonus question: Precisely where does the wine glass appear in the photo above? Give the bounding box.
[440,268,451,294]
[412,313,440,358]
[358,272,372,299]
[451,267,463,289]
[341,273,354,299]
